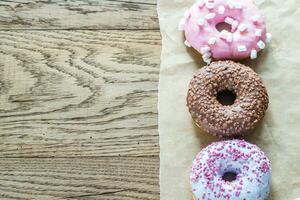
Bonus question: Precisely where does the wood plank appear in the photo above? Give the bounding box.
[0,157,159,200]
[0,0,158,30]
[0,30,161,157]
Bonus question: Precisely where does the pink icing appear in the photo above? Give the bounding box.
[180,0,270,62]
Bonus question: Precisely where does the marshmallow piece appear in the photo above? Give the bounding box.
[218,6,225,14]
[220,30,229,40]
[178,18,186,31]
[255,29,263,36]
[257,40,266,49]
[238,24,247,32]
[202,52,212,60]
[208,37,217,45]
[228,0,242,9]
[205,13,216,20]
[226,33,233,42]
[203,58,212,64]
[220,30,232,42]
[184,40,191,47]
[250,49,257,59]
[225,17,234,25]
[198,18,205,26]
[237,45,247,52]
[234,2,242,9]
[227,0,234,9]
[231,20,239,31]
[220,30,233,42]
[266,33,272,43]
[200,45,211,54]
[251,15,260,23]
[197,0,205,7]
[184,10,191,19]
[205,2,215,9]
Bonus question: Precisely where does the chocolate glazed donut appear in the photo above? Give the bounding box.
[187,60,268,137]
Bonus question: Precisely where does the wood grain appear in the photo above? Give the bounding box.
[0,157,159,200]
[0,30,160,157]
[0,0,161,198]
[0,0,158,30]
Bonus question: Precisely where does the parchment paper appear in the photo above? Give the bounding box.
[157,0,300,199]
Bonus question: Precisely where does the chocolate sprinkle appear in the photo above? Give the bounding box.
[186,60,269,137]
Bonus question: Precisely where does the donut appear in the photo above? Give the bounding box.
[186,61,268,137]
[190,139,271,200]
[179,0,272,63]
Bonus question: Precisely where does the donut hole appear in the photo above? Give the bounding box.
[216,22,232,32]
[222,171,237,182]
[216,90,236,105]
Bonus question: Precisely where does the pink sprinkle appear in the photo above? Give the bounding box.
[261,162,270,173]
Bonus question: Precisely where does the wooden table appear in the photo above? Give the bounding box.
[0,1,160,199]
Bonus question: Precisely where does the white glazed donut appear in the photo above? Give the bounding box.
[190,140,271,200]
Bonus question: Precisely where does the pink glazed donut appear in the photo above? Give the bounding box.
[179,0,272,63]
